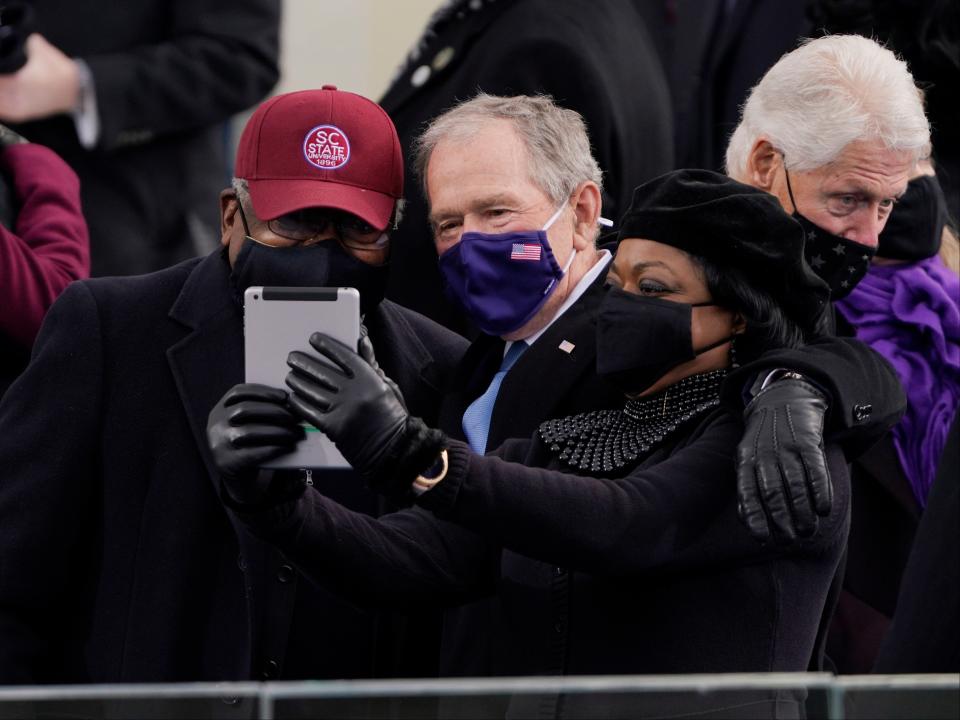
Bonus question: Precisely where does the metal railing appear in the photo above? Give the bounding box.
[0,673,955,719]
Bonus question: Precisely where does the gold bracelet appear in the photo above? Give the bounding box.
[413,449,449,490]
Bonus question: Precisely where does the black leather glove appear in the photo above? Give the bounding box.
[206,383,305,504]
[285,332,444,497]
[736,375,833,543]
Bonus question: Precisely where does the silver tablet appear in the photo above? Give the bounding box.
[244,286,360,469]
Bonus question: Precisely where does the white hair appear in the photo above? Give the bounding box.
[413,93,603,206]
[725,35,931,178]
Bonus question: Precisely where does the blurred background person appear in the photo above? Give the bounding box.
[0,121,88,397]
[0,0,280,276]
[378,0,674,331]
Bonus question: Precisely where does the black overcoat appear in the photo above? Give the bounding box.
[0,250,467,683]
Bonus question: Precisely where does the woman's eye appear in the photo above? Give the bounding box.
[637,279,669,295]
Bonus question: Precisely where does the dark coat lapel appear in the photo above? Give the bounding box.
[438,272,612,448]
[165,252,245,488]
[366,300,447,420]
[488,274,609,449]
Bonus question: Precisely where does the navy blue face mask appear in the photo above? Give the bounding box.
[437,204,576,336]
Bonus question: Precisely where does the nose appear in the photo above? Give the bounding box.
[841,210,883,249]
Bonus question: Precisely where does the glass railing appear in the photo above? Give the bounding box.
[0,673,955,719]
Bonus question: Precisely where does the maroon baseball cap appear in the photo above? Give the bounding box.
[234,86,403,229]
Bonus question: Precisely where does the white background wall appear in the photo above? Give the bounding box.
[276,0,441,101]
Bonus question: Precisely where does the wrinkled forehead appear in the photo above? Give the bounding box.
[805,140,916,196]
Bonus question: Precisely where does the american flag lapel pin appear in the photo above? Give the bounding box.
[558,340,575,354]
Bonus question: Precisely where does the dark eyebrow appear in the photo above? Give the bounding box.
[630,260,677,275]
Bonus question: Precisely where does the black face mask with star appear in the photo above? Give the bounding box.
[793,213,875,300]
[784,167,876,300]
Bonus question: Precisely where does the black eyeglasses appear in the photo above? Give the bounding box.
[236,199,386,250]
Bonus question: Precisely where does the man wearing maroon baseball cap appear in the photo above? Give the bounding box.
[221,86,405,314]
[0,86,465,684]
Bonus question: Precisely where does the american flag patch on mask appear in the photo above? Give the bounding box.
[511,243,542,261]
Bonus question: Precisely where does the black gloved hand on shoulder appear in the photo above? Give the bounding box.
[736,374,833,544]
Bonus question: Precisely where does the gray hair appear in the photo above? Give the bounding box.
[231,177,405,228]
[413,93,603,205]
[725,35,931,178]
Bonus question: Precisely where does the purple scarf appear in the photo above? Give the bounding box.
[836,256,960,506]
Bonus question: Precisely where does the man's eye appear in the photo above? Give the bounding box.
[826,195,859,215]
[345,218,376,234]
[435,221,460,236]
[486,208,510,219]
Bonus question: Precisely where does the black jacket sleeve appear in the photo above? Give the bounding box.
[722,334,906,458]
[418,414,850,577]
[82,0,280,150]
[231,492,498,611]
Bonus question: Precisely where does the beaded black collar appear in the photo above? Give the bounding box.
[538,369,728,476]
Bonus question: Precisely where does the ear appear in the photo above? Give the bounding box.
[745,139,781,191]
[569,181,602,250]
[731,312,748,336]
[219,189,238,247]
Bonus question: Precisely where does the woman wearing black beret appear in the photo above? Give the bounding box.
[217,170,848,718]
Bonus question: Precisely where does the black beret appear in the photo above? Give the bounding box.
[616,169,830,331]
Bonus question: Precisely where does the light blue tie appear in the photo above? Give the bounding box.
[462,340,528,453]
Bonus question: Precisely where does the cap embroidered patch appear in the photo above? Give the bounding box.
[303,125,350,170]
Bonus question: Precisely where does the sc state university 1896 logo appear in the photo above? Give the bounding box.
[303,125,350,169]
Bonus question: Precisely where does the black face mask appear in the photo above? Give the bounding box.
[784,166,876,300]
[877,175,947,261]
[229,239,388,315]
[596,286,732,396]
